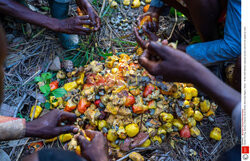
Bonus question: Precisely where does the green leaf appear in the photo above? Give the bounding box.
[52,88,67,98]
[41,6,50,11]
[34,76,43,82]
[40,84,51,96]
[16,113,23,118]
[44,102,51,110]
[191,35,202,44]
[41,72,52,81]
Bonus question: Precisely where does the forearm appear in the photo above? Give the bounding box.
[0,0,59,31]
[0,116,26,141]
[191,63,241,114]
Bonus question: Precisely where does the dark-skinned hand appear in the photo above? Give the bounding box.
[137,7,160,32]
[77,0,101,31]
[57,15,94,35]
[25,109,78,139]
[76,130,108,161]
[134,27,203,83]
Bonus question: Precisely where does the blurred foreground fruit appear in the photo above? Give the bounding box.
[210,127,222,141]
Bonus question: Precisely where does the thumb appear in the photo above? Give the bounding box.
[139,54,160,75]
[77,135,90,148]
[56,125,76,134]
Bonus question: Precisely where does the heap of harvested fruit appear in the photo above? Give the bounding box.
[34,51,221,158]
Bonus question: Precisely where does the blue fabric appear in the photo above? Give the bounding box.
[150,0,164,8]
[186,0,241,64]
[54,0,71,3]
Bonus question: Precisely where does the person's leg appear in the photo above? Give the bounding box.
[163,0,221,42]
[186,0,221,41]
[22,148,87,161]
[14,0,26,5]
[48,0,79,49]
[162,0,191,18]
[217,144,241,161]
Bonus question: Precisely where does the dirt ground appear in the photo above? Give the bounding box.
[0,0,239,160]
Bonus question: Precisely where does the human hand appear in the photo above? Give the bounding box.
[137,7,160,32]
[56,15,93,35]
[77,0,101,31]
[25,109,78,139]
[134,28,202,83]
[76,130,108,161]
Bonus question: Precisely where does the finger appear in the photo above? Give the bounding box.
[78,20,93,26]
[137,15,144,26]
[139,53,161,75]
[148,41,168,59]
[89,14,97,26]
[137,13,151,26]
[134,27,148,49]
[85,130,100,140]
[94,17,101,31]
[79,15,90,20]
[161,39,168,46]
[96,17,101,31]
[56,125,76,134]
[73,127,79,134]
[77,135,90,148]
[142,25,158,41]
[152,21,158,32]
[59,111,77,123]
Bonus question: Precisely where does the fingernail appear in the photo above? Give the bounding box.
[73,128,79,133]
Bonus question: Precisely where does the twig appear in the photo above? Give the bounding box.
[15,138,30,161]
[210,140,222,155]
[13,93,27,117]
[32,28,46,39]
[167,9,177,41]
[99,0,106,17]
[116,147,155,161]
[4,70,41,102]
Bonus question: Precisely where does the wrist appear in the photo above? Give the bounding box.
[188,62,209,86]
[46,18,61,32]
[93,155,108,161]
[25,121,38,137]
[88,152,108,161]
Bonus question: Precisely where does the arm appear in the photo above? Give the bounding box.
[0,0,93,34]
[190,57,240,114]
[0,0,59,31]
[0,110,79,141]
[134,28,240,115]
[0,116,26,140]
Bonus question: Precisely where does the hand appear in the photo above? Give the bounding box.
[25,109,78,139]
[77,0,101,31]
[77,130,108,161]
[137,7,160,32]
[134,28,202,83]
[56,15,93,35]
